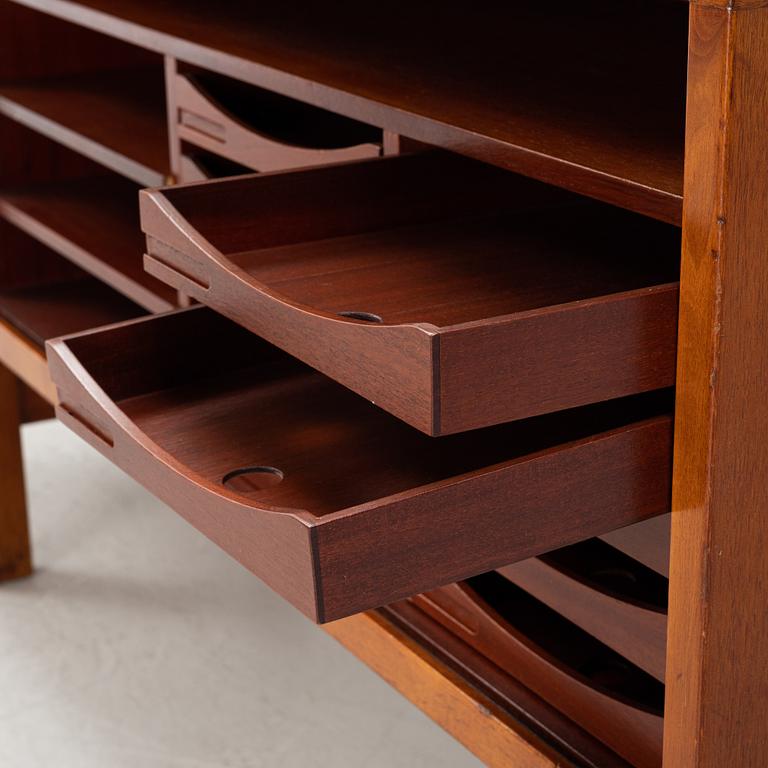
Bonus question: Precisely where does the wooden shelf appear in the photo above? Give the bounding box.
[0,175,176,312]
[0,67,169,186]
[0,278,144,348]
[412,577,664,768]
[11,0,688,222]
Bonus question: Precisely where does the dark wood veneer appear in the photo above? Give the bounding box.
[170,65,383,174]
[0,174,175,312]
[11,0,688,220]
[47,305,674,622]
[141,153,680,435]
[0,67,170,186]
[412,576,664,768]
[500,539,667,682]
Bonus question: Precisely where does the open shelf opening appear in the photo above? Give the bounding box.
[0,119,176,312]
[20,0,689,221]
[0,221,144,347]
[0,2,170,185]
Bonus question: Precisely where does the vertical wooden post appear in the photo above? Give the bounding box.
[665,3,768,766]
[0,364,31,581]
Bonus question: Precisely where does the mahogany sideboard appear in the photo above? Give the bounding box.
[1,1,766,765]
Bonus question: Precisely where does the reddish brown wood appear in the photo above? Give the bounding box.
[0,0,157,80]
[330,607,590,768]
[0,279,143,347]
[9,0,688,221]
[141,153,680,435]
[0,221,143,346]
[18,380,54,423]
[500,539,667,681]
[0,363,31,582]
[169,64,382,173]
[412,576,663,768]
[47,305,673,622]
[665,5,768,766]
[0,67,170,186]
[0,175,175,312]
[175,151,253,182]
[384,600,635,768]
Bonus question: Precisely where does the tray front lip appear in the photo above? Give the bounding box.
[313,414,673,621]
[139,184,440,332]
[46,333,315,520]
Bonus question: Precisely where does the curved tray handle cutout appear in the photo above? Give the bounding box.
[174,72,383,173]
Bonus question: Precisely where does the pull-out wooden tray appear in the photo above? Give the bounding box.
[47,305,673,623]
[169,66,383,173]
[412,575,664,768]
[140,153,680,436]
[500,538,667,682]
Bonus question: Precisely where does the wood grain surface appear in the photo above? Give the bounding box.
[412,577,664,768]
[0,363,31,581]
[500,539,668,682]
[171,67,382,173]
[665,4,768,767]
[141,153,680,434]
[10,0,688,220]
[326,609,573,768]
[47,305,674,622]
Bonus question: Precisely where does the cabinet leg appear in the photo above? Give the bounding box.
[0,365,31,581]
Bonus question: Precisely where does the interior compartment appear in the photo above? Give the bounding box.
[177,146,254,182]
[0,2,169,186]
[0,221,144,346]
[168,60,383,175]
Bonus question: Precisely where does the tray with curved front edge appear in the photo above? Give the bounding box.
[171,69,383,174]
[499,538,668,682]
[411,575,664,768]
[46,305,673,623]
[140,152,680,436]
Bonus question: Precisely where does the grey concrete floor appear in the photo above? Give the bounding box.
[0,419,481,768]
